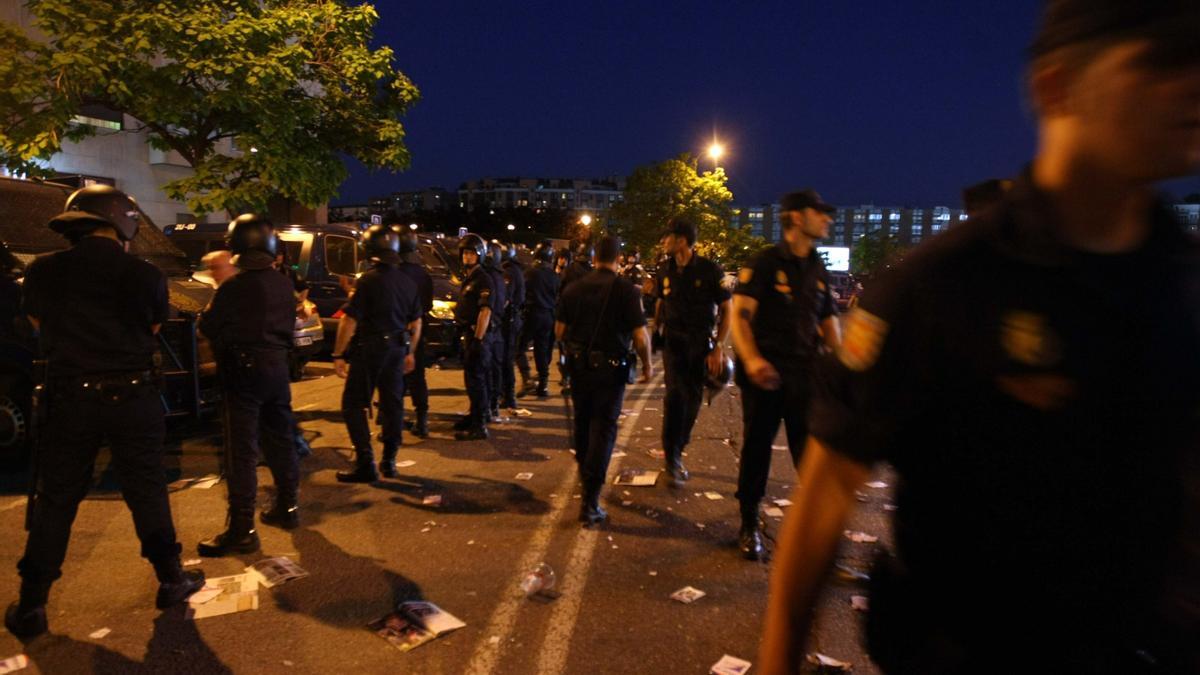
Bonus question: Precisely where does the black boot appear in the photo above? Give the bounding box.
[5,579,50,639]
[379,445,399,479]
[153,558,206,609]
[452,415,473,431]
[666,453,690,487]
[261,490,300,529]
[738,507,764,561]
[336,450,379,483]
[198,511,261,557]
[413,409,429,438]
[579,485,608,527]
[536,376,549,399]
[455,425,489,441]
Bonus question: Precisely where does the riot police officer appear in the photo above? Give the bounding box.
[454,234,495,440]
[197,214,303,556]
[729,190,840,560]
[332,225,422,482]
[499,242,526,409]
[397,230,433,438]
[517,240,560,398]
[556,236,652,525]
[483,241,508,420]
[654,219,731,487]
[7,186,203,639]
[560,240,594,293]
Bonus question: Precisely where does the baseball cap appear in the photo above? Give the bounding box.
[1029,0,1200,66]
[780,189,836,214]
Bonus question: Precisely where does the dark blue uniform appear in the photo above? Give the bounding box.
[518,261,560,395]
[456,265,495,433]
[484,262,507,417]
[199,263,299,525]
[500,257,526,407]
[397,258,433,428]
[19,236,182,585]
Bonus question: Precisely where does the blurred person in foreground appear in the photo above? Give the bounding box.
[759,1,1200,673]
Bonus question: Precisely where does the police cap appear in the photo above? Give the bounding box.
[49,184,143,241]
[226,213,277,270]
[1029,0,1200,66]
[780,189,836,214]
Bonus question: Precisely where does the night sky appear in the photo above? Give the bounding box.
[336,1,1191,208]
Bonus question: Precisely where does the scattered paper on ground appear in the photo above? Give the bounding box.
[764,506,784,518]
[187,574,259,620]
[512,408,533,417]
[646,448,665,459]
[246,557,309,588]
[0,655,28,674]
[369,601,465,653]
[883,503,898,512]
[88,628,111,639]
[182,559,203,567]
[189,474,221,490]
[396,460,417,468]
[844,530,878,543]
[704,491,724,500]
[670,586,706,604]
[773,498,793,507]
[865,480,889,489]
[614,469,660,486]
[851,595,869,612]
[423,495,443,506]
[515,472,534,481]
[611,450,627,458]
[772,444,787,450]
[710,654,751,675]
[807,652,853,671]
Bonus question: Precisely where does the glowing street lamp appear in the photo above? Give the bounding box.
[707,141,725,166]
[580,214,593,227]
[409,223,418,230]
[506,223,516,231]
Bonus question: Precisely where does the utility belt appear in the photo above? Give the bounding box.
[49,369,160,403]
[350,330,410,356]
[561,342,629,375]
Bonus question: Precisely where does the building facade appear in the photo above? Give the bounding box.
[733,203,969,248]
[456,177,624,213]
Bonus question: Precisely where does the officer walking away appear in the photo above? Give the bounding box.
[6,186,203,639]
[453,234,495,440]
[557,236,652,526]
[483,241,508,421]
[759,2,1200,672]
[517,240,560,398]
[730,190,840,560]
[499,241,526,409]
[197,215,303,556]
[654,219,731,487]
[332,225,422,482]
[397,230,433,438]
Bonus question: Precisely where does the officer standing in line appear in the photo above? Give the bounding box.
[453,234,495,440]
[6,186,203,639]
[554,248,571,277]
[517,240,560,399]
[331,225,422,482]
[760,2,1200,672]
[483,241,508,421]
[499,241,526,409]
[556,236,652,526]
[397,230,433,438]
[729,190,840,560]
[560,240,594,294]
[197,215,303,556]
[654,219,731,487]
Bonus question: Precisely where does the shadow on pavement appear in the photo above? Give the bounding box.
[373,474,550,516]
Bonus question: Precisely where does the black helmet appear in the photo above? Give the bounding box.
[573,241,594,260]
[397,229,419,254]
[485,239,504,266]
[499,242,517,262]
[362,224,401,261]
[226,213,277,269]
[626,250,641,264]
[459,233,487,263]
[704,353,735,405]
[49,184,142,241]
[533,240,554,263]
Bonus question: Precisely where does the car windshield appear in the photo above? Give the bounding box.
[419,244,449,275]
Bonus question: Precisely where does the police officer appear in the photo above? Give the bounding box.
[332,224,422,482]
[6,186,203,639]
[453,234,495,440]
[517,240,560,398]
[483,241,508,420]
[730,190,840,560]
[556,236,652,526]
[397,230,433,438]
[759,2,1200,672]
[654,219,731,487]
[620,250,646,287]
[560,240,594,293]
[197,214,303,556]
[499,241,526,409]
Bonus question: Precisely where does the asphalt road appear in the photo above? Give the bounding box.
[0,355,893,674]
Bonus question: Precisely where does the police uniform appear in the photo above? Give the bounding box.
[518,251,560,397]
[455,258,495,438]
[732,242,835,552]
[557,267,646,525]
[560,258,592,295]
[397,247,433,437]
[500,251,526,408]
[198,215,300,554]
[656,252,729,478]
[483,255,508,418]
[810,173,1200,672]
[7,186,202,639]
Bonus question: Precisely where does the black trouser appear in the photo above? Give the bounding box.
[18,377,179,584]
[500,316,521,405]
[343,341,406,455]
[221,349,298,513]
[404,338,428,415]
[570,363,629,491]
[517,309,555,385]
[735,363,810,513]
[463,336,492,428]
[486,330,503,413]
[661,335,708,462]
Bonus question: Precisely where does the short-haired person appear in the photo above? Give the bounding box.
[197,249,236,288]
[759,2,1200,672]
[556,236,653,525]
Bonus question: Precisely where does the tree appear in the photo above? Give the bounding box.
[849,230,908,281]
[0,0,417,216]
[608,154,762,269]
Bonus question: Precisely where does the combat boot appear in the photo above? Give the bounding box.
[738,506,764,561]
[198,510,261,557]
[579,484,608,527]
[4,579,51,639]
[261,490,299,529]
[336,449,379,483]
[153,558,206,609]
[666,453,690,487]
[452,415,473,431]
[379,445,399,478]
[413,409,429,438]
[536,376,549,399]
[455,425,489,441]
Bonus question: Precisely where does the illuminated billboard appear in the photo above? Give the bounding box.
[817,246,850,272]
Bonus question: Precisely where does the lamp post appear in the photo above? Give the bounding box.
[707,141,724,169]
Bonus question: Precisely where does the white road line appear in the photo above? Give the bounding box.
[464,374,661,675]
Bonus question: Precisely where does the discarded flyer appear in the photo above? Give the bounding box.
[704,491,724,500]
[88,627,111,639]
[647,449,665,459]
[187,573,259,620]
[614,468,660,486]
[246,557,309,589]
[611,450,627,458]
[0,655,28,675]
[771,444,787,450]
[710,654,752,675]
[189,474,221,490]
[515,472,534,481]
[850,595,869,612]
[773,498,793,507]
[670,586,706,604]
[369,601,465,653]
[807,652,852,671]
[422,495,443,506]
[512,408,534,417]
[396,460,417,468]
[865,480,889,489]
[763,506,785,518]
[182,558,203,567]
[844,530,878,543]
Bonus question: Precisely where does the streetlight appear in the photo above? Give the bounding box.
[707,141,724,166]
[580,214,593,227]
[409,223,418,231]
[506,223,515,232]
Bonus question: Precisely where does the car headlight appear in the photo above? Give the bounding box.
[430,299,457,320]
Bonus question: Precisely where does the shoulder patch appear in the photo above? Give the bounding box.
[838,308,889,372]
[738,267,753,284]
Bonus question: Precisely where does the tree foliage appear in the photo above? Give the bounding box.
[0,0,417,216]
[849,230,908,280]
[608,154,762,269]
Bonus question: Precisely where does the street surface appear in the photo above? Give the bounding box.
[0,354,892,674]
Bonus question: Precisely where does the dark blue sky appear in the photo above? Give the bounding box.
[337,1,1051,208]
